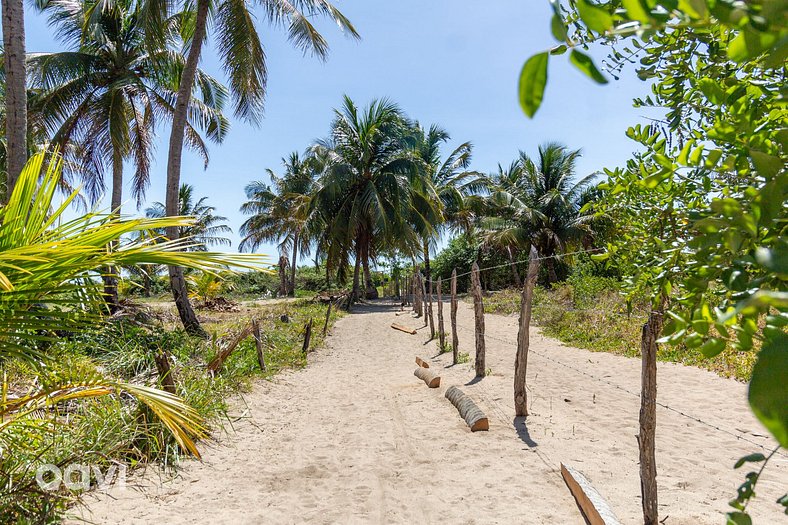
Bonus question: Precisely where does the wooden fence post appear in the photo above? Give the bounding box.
[639,310,663,525]
[302,318,314,354]
[415,272,423,317]
[322,300,333,336]
[437,277,445,351]
[450,269,459,365]
[514,246,540,416]
[420,272,429,327]
[252,319,266,372]
[470,262,486,377]
[427,276,435,339]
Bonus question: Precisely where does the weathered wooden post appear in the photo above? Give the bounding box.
[420,273,429,327]
[322,300,333,336]
[450,268,459,365]
[427,276,435,339]
[437,277,445,351]
[639,310,663,525]
[252,319,267,372]
[302,318,314,354]
[470,262,486,377]
[415,272,423,317]
[514,246,539,416]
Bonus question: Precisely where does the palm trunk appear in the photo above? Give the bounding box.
[103,150,123,312]
[2,0,27,200]
[289,229,299,296]
[507,246,522,288]
[351,248,361,304]
[142,267,152,297]
[422,239,431,282]
[164,0,209,337]
[545,256,558,284]
[278,255,289,296]
[362,238,378,299]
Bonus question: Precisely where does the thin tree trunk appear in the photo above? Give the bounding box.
[451,269,458,365]
[142,267,152,297]
[514,246,539,416]
[289,229,299,296]
[351,240,361,305]
[2,0,27,200]
[507,246,522,288]
[471,262,486,378]
[104,150,123,313]
[639,309,663,525]
[164,0,209,337]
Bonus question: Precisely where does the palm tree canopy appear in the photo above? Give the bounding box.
[146,183,232,250]
[29,0,230,204]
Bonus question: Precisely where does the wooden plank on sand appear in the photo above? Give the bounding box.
[415,356,429,368]
[560,464,622,525]
[391,323,416,335]
[414,367,440,388]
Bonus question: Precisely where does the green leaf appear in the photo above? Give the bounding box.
[518,52,549,118]
[570,50,609,84]
[699,337,726,357]
[550,44,568,55]
[697,78,727,105]
[726,511,753,525]
[748,333,788,448]
[728,29,778,63]
[734,453,766,469]
[577,0,614,33]
[749,150,783,178]
[551,14,567,41]
[622,0,651,23]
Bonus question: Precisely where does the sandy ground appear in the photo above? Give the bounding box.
[69,300,786,524]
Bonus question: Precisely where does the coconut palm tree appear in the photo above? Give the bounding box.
[239,152,319,296]
[163,0,358,336]
[145,184,232,251]
[31,0,229,211]
[483,142,598,284]
[405,122,482,281]
[312,97,440,302]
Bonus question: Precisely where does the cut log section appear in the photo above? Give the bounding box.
[413,367,440,388]
[391,323,416,335]
[560,464,622,525]
[415,356,430,368]
[444,386,489,431]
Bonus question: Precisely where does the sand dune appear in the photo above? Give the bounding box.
[70,300,786,524]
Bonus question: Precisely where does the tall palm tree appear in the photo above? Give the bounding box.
[312,96,439,302]
[146,184,232,251]
[31,0,229,211]
[406,122,482,281]
[239,152,318,296]
[483,142,598,284]
[1,0,27,200]
[164,0,358,336]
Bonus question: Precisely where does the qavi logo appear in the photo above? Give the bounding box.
[35,463,127,492]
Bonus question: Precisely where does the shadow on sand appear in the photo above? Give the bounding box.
[513,416,538,447]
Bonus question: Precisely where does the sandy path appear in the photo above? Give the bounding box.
[71,301,786,524]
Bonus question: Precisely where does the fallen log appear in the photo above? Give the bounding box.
[391,323,416,335]
[207,323,254,375]
[414,367,440,388]
[415,356,430,368]
[444,386,489,431]
[561,464,622,525]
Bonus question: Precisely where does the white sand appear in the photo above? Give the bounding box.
[70,301,786,524]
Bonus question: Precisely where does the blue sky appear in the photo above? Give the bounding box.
[23,0,655,261]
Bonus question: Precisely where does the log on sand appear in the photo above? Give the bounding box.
[415,356,430,368]
[444,386,489,431]
[391,323,416,335]
[560,464,622,525]
[413,367,440,388]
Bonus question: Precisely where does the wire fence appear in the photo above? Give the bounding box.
[453,324,786,459]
